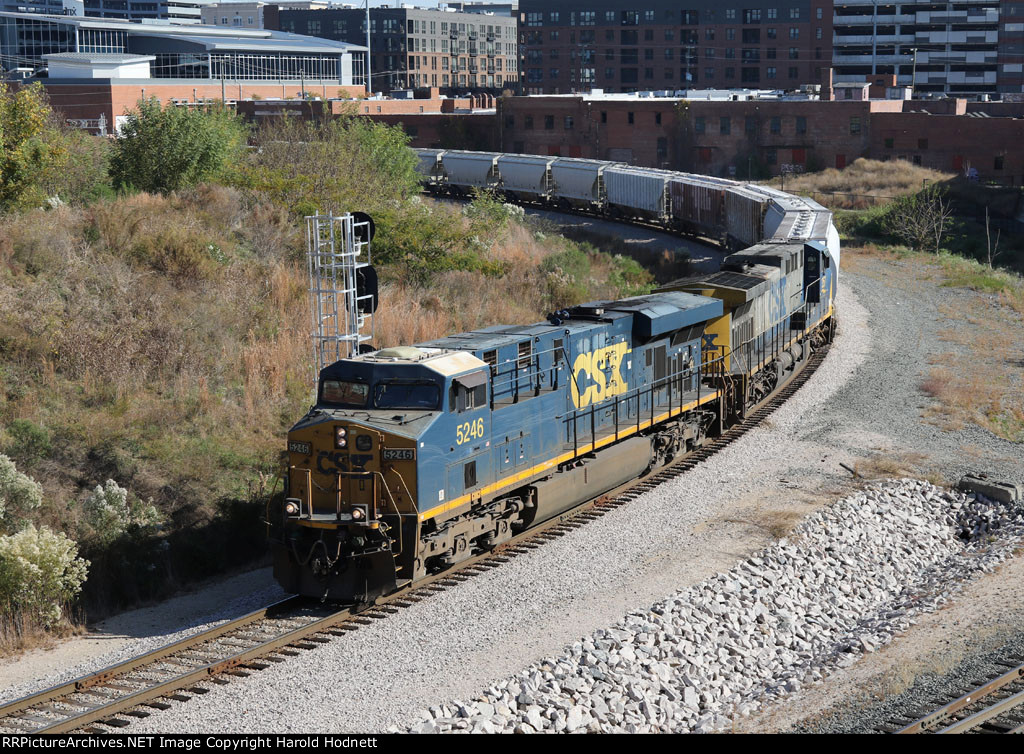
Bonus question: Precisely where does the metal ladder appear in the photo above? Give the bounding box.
[305,213,375,394]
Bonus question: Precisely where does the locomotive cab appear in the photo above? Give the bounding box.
[271,346,489,603]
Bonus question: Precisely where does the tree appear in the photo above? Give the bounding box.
[110,98,247,194]
[882,183,953,253]
[0,83,67,211]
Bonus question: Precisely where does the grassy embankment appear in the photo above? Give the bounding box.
[807,160,1024,443]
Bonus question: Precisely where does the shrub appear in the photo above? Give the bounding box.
[0,454,42,534]
[82,479,160,546]
[0,524,89,628]
[882,184,953,253]
[110,99,247,194]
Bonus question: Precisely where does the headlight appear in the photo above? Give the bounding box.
[335,426,347,448]
[284,501,299,516]
[351,506,365,521]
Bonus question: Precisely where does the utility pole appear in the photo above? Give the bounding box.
[910,47,918,98]
[365,0,372,96]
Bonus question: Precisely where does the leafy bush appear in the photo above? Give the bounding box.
[0,454,42,534]
[881,184,952,253]
[82,479,160,546]
[4,419,51,464]
[0,524,89,628]
[110,99,247,194]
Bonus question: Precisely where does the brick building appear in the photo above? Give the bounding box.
[266,6,518,94]
[498,93,903,176]
[519,0,833,93]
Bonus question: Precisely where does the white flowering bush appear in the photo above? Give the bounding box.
[0,453,43,534]
[0,525,89,628]
[82,479,160,545]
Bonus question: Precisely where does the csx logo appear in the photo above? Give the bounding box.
[570,342,631,409]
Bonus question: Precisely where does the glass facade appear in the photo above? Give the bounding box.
[0,13,365,84]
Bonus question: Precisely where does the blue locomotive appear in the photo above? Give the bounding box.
[271,238,838,602]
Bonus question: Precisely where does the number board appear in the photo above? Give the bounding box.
[383,448,416,461]
[288,441,311,455]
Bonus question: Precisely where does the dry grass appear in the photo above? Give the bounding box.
[762,158,953,209]
[852,451,931,480]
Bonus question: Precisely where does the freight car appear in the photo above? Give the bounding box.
[413,149,839,260]
[270,154,838,601]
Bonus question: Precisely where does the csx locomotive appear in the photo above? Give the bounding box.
[269,153,839,603]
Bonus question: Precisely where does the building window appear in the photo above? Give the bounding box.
[850,117,861,134]
[745,116,757,134]
[726,9,736,20]
[720,116,730,134]
[790,28,799,39]
[770,116,781,133]
[995,155,1004,170]
[767,27,777,39]
[601,111,607,123]
[628,111,635,124]
[524,115,533,130]
[767,66,777,78]
[564,116,574,130]
[695,116,706,133]
[790,7,800,19]
[726,29,735,41]
[655,112,662,125]
[544,115,554,129]
[789,47,799,59]
[767,8,777,20]
[766,147,777,165]
[796,116,806,134]
[788,66,798,78]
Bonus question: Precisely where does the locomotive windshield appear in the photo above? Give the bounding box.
[373,381,440,410]
[321,380,369,407]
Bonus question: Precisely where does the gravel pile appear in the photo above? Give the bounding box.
[402,480,1024,734]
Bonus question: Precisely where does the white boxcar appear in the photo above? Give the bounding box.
[604,166,672,219]
[496,154,556,198]
[724,186,771,249]
[550,157,612,203]
[440,150,500,189]
[414,148,446,179]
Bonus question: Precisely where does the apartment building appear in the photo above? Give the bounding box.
[832,0,1004,97]
[518,0,833,94]
[200,1,327,30]
[267,6,518,93]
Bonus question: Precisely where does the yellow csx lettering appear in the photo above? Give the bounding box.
[456,417,485,445]
[570,342,631,409]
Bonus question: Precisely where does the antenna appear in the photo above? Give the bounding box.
[305,212,377,395]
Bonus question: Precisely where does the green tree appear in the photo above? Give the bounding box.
[0,83,66,211]
[237,114,418,217]
[110,99,247,194]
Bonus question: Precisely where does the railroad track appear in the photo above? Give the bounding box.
[0,345,830,735]
[882,658,1024,734]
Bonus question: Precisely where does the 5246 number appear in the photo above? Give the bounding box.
[456,417,485,446]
